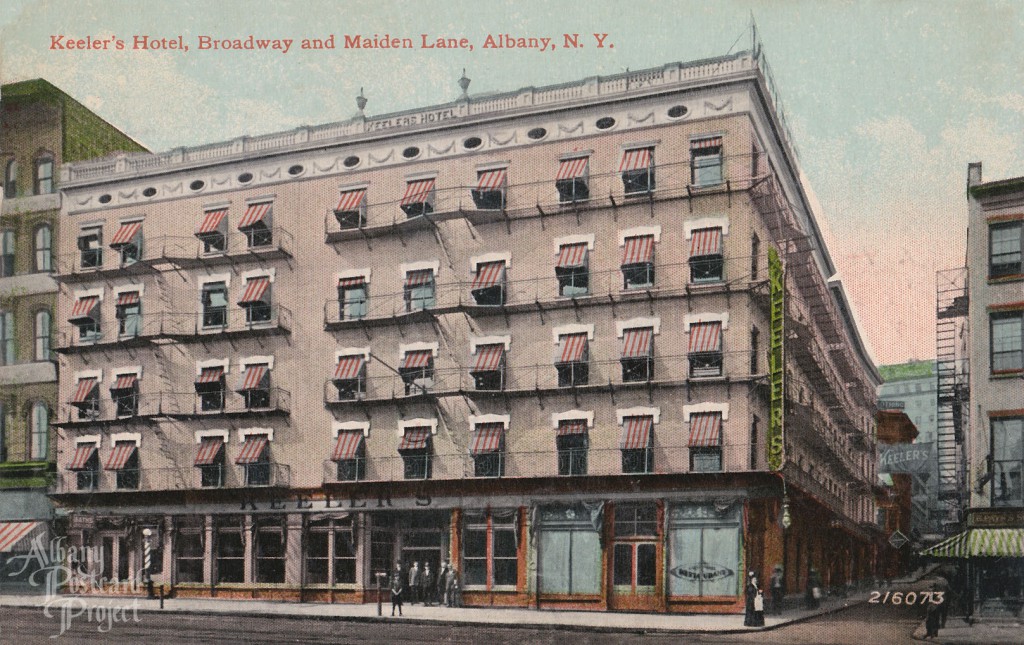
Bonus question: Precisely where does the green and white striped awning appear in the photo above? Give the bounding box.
[921,528,1024,558]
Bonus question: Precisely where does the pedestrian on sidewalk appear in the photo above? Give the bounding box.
[770,565,784,614]
[805,567,822,610]
[438,561,450,607]
[744,571,765,627]
[924,583,942,639]
[390,565,405,617]
[421,562,435,606]
[408,561,421,605]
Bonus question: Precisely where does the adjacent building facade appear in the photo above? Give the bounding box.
[53,50,882,612]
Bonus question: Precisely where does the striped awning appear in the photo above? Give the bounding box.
[556,156,589,180]
[333,355,366,381]
[397,427,431,451]
[471,261,505,289]
[116,291,140,306]
[238,202,272,229]
[688,413,723,447]
[195,366,224,389]
[238,276,270,305]
[67,444,98,470]
[235,435,269,464]
[400,179,436,206]
[104,442,137,471]
[197,209,228,235]
[689,321,722,353]
[338,275,366,288]
[690,228,723,256]
[556,243,588,269]
[472,344,505,373]
[691,136,723,150]
[622,235,655,265]
[622,327,653,358]
[0,522,42,553]
[194,437,224,466]
[920,528,1024,558]
[336,188,367,212]
[555,420,588,437]
[332,431,365,461]
[109,220,142,247]
[400,350,432,370]
[619,148,652,172]
[621,416,653,450]
[557,333,588,363]
[69,296,99,322]
[237,364,269,391]
[404,269,434,288]
[469,423,505,455]
[110,373,137,391]
[476,168,507,191]
[70,378,98,404]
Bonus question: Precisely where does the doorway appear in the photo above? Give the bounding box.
[609,504,660,610]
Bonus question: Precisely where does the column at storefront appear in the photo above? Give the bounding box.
[242,515,254,584]
[534,502,605,609]
[666,501,743,613]
[161,514,174,587]
[202,515,213,587]
[285,514,302,586]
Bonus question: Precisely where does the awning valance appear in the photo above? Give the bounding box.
[622,235,655,265]
[238,202,272,230]
[619,148,652,172]
[556,243,588,269]
[109,221,142,248]
[0,522,42,553]
[471,261,505,290]
[197,209,228,235]
[332,431,365,461]
[921,528,1024,558]
[621,327,653,359]
[690,227,723,256]
[556,157,589,181]
[333,355,366,381]
[688,413,722,447]
[688,321,722,353]
[621,416,653,450]
[235,435,269,464]
[104,442,137,471]
[472,344,505,373]
[469,423,505,455]
[194,437,224,466]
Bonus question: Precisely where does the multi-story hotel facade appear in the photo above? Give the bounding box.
[54,50,882,613]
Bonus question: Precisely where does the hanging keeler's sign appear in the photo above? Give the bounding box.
[878,443,933,473]
[767,246,785,471]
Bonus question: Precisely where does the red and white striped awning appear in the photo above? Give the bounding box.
[338,275,366,288]
[238,276,270,305]
[690,228,722,256]
[0,521,42,553]
[400,179,436,206]
[236,364,269,391]
[110,373,137,391]
[619,148,652,172]
[104,442,137,471]
[195,366,224,389]
[404,269,434,288]
[469,423,505,455]
[333,355,366,381]
[67,444,98,470]
[556,243,588,269]
[476,168,507,191]
[235,435,269,464]
[688,322,722,353]
[397,427,431,451]
[556,156,589,180]
[471,261,505,289]
[331,431,365,461]
[555,420,588,436]
[116,291,140,306]
[336,188,367,212]
[690,136,723,150]
[197,209,228,235]
[400,350,432,370]
[194,437,224,466]
[689,413,722,447]
[69,296,99,322]
[620,416,653,450]
[621,327,653,358]
[109,221,142,247]
[557,333,588,363]
[238,202,272,229]
[70,378,98,404]
[622,235,655,265]
[471,344,505,372]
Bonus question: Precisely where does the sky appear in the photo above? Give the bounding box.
[2,0,1022,367]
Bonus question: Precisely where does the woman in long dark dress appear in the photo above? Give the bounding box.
[744,571,764,626]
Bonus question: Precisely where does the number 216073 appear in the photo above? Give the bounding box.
[868,590,944,605]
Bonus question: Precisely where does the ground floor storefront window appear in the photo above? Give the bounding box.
[215,516,244,583]
[254,515,285,583]
[462,508,518,590]
[977,558,1024,617]
[174,517,204,583]
[667,503,742,598]
[305,516,356,585]
[536,503,603,596]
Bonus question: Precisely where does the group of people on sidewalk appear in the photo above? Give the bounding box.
[390,561,463,616]
[744,564,827,627]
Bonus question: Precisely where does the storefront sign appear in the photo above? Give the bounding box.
[969,508,1024,528]
[878,443,933,473]
[767,246,785,471]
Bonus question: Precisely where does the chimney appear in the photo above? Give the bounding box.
[967,162,982,190]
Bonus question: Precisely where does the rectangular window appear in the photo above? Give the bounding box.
[71,445,99,491]
[3,160,15,198]
[689,321,723,377]
[750,326,760,374]
[556,244,589,297]
[110,374,139,417]
[689,227,724,282]
[195,367,226,412]
[471,260,507,306]
[751,233,760,280]
[215,517,245,583]
[338,277,368,320]
[689,412,723,473]
[105,441,139,490]
[620,416,654,474]
[239,202,273,248]
[556,421,588,476]
[690,137,723,186]
[621,327,654,383]
[555,332,589,387]
[399,350,434,395]
[991,311,1024,372]
[398,428,432,480]
[750,416,760,470]
[306,518,356,585]
[332,355,367,401]
[404,269,436,311]
[621,234,655,289]
[462,509,518,589]
[116,292,142,338]
[70,377,100,420]
[536,504,601,595]
[201,282,229,328]
[990,221,1023,278]
[239,276,272,325]
[254,516,285,583]
[110,220,143,266]
[613,505,657,592]
[400,178,436,218]
[78,227,103,269]
[0,311,14,365]
[238,437,270,486]
[620,148,655,195]
[992,417,1023,507]
[470,344,506,391]
[331,430,366,481]
[35,158,53,195]
[555,156,590,203]
[196,208,228,254]
[175,518,204,583]
[237,364,271,410]
[470,423,505,478]
[472,168,508,210]
[1,230,14,277]
[200,454,225,488]
[668,504,741,597]
[335,189,367,229]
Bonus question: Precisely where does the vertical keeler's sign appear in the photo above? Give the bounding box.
[767,246,785,471]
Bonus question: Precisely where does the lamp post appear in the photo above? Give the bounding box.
[375,571,387,616]
[141,528,154,598]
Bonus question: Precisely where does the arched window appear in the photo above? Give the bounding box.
[30,401,48,461]
[34,154,54,195]
[34,310,51,361]
[3,159,15,198]
[0,311,13,365]
[34,224,52,272]
[1,229,14,277]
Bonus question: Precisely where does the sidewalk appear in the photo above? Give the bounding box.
[0,590,864,635]
[912,617,1024,644]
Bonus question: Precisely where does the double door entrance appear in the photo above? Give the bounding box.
[369,511,449,594]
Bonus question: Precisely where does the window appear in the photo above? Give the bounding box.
[621,234,655,289]
[0,311,14,365]
[70,443,99,491]
[194,437,225,488]
[196,208,227,254]
[195,366,226,412]
[462,509,518,589]
[750,415,760,470]
[690,137,723,186]
[689,227,724,282]
[115,292,141,338]
[215,516,245,583]
[110,373,139,417]
[536,503,601,595]
[331,430,366,481]
[70,295,100,342]
[201,282,229,328]
[689,412,723,472]
[397,427,432,480]
[34,155,54,195]
[613,505,657,593]
[110,220,142,266]
[555,156,590,203]
[239,276,272,324]
[404,269,435,311]
[749,326,760,374]
[399,350,434,395]
[990,221,1022,278]
[991,311,1023,372]
[237,363,271,409]
[337,277,368,320]
[239,202,273,248]
[332,355,367,401]
[335,189,367,229]
[555,332,589,387]
[78,227,103,269]
[751,233,760,280]
[306,517,356,585]
[175,518,205,583]
[688,321,723,377]
[992,417,1023,507]
[620,148,655,195]
[471,260,507,306]
[70,377,100,420]
[556,243,589,297]
[621,327,654,382]
[34,225,52,272]
[400,178,436,217]
[0,229,14,277]
[620,416,654,474]
[236,434,271,486]
[3,159,15,198]
[0,404,5,462]
[556,420,588,476]
[29,402,48,461]
[254,516,285,583]
[668,503,741,597]
[470,423,506,478]
[105,441,139,490]
[470,343,506,391]
[471,168,508,210]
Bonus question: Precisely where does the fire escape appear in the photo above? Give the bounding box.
[934,268,969,528]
